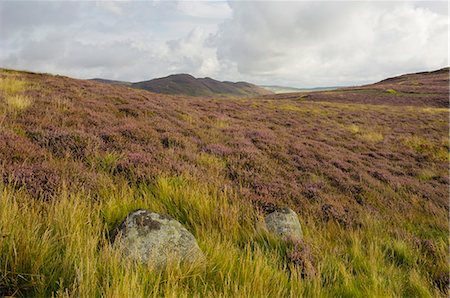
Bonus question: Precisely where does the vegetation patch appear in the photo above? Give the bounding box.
[386,88,398,95]
[196,153,227,175]
[417,168,438,181]
[0,77,33,113]
[0,77,27,95]
[403,135,449,161]
[346,124,360,134]
[360,131,384,143]
[0,69,448,296]
[6,95,32,111]
[344,124,384,143]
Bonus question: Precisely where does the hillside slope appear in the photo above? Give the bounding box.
[0,68,448,296]
[91,78,132,86]
[131,74,273,97]
[261,67,449,107]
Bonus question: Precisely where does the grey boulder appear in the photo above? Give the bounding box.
[264,208,303,241]
[112,209,204,268]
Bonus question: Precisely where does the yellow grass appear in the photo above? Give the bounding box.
[6,94,32,111]
[0,177,447,297]
[403,135,449,161]
[0,77,27,95]
[361,131,384,143]
[344,124,384,143]
[347,124,360,134]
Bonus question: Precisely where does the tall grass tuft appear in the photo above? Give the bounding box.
[0,178,447,297]
[0,77,27,95]
[0,77,32,112]
[6,95,32,111]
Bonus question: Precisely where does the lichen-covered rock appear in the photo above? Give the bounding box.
[112,209,204,267]
[264,208,303,241]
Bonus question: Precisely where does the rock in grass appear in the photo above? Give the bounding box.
[112,209,204,268]
[264,208,303,241]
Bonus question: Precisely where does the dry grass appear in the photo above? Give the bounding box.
[403,135,449,161]
[0,77,27,95]
[0,77,33,113]
[347,124,360,134]
[0,178,447,297]
[345,124,384,143]
[360,131,384,143]
[6,95,32,111]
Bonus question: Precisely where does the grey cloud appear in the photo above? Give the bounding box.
[214,1,448,86]
[0,2,82,35]
[0,1,447,87]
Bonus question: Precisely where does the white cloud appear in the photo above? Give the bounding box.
[0,1,447,87]
[176,1,231,20]
[213,1,448,86]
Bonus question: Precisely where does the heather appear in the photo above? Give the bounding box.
[0,68,448,296]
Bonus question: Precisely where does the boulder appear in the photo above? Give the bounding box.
[264,208,303,241]
[112,209,204,268]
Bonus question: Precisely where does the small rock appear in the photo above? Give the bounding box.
[264,208,303,241]
[112,209,204,268]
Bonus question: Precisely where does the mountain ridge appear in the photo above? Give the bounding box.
[92,74,273,97]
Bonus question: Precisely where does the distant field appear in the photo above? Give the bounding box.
[0,68,448,297]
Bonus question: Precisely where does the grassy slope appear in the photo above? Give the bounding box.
[0,68,448,297]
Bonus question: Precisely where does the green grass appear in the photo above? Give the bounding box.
[403,135,449,161]
[0,177,447,297]
[386,89,398,95]
[86,152,123,174]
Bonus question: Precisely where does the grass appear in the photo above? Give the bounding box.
[344,124,384,143]
[386,88,398,95]
[360,131,384,143]
[86,152,123,174]
[6,95,32,111]
[0,77,27,95]
[0,77,33,113]
[196,153,227,176]
[0,178,446,297]
[278,103,331,116]
[347,124,360,134]
[417,168,438,181]
[0,69,448,296]
[403,135,449,161]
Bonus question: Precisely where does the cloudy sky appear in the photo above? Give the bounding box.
[0,1,448,87]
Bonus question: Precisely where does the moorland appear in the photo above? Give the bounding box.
[0,67,448,297]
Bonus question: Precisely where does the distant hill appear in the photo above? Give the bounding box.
[257,67,449,107]
[91,78,131,86]
[92,74,273,97]
[261,85,342,94]
[130,74,273,97]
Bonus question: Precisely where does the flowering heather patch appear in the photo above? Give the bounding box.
[0,68,448,296]
[1,68,447,212]
[286,239,316,278]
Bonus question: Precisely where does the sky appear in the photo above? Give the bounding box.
[0,1,448,88]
